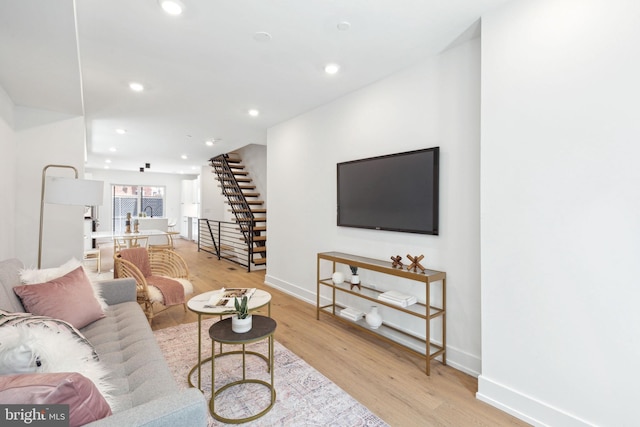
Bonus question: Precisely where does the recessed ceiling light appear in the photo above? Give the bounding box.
[181,154,188,160]
[115,128,126,134]
[324,63,340,75]
[105,159,112,163]
[109,147,117,152]
[104,165,110,169]
[205,140,214,146]
[159,0,184,15]
[129,82,144,92]
[337,21,351,31]
[248,109,260,117]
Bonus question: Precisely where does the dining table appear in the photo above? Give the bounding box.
[91,229,170,249]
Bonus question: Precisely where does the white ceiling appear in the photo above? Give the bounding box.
[0,0,510,175]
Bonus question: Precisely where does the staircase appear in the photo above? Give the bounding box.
[209,153,266,267]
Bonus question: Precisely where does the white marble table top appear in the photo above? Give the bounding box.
[187,289,271,315]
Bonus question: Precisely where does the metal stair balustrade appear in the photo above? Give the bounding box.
[207,154,266,270]
[198,219,256,271]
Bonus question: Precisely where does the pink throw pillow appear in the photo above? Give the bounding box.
[0,372,112,427]
[13,267,105,329]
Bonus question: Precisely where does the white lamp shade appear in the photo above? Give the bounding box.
[45,177,104,206]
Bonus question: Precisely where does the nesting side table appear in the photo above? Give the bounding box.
[186,289,271,390]
[209,315,277,423]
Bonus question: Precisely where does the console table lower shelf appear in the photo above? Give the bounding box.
[317,304,445,374]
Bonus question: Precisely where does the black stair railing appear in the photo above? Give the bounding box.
[209,154,265,266]
[198,218,254,272]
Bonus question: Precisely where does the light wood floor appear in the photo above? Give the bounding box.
[97,238,528,427]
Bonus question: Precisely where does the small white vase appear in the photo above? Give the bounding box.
[332,271,345,284]
[350,275,360,285]
[232,314,252,333]
[366,306,382,329]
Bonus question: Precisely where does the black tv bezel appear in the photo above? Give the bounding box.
[336,147,440,235]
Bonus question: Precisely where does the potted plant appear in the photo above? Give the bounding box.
[231,296,252,333]
[349,265,360,289]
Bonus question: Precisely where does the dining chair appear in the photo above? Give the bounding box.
[83,248,101,273]
[148,232,179,251]
[114,235,149,252]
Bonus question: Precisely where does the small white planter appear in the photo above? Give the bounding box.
[232,314,252,333]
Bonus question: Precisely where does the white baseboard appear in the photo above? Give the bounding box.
[444,346,481,377]
[476,376,595,427]
[264,274,317,305]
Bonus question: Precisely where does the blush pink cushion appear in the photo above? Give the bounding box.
[0,372,112,427]
[13,267,105,329]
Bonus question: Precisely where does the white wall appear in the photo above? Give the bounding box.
[232,144,267,224]
[86,168,192,236]
[200,163,226,221]
[478,1,640,425]
[0,86,16,260]
[15,112,86,268]
[236,144,267,208]
[266,38,482,374]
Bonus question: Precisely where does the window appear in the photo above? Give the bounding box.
[112,185,165,233]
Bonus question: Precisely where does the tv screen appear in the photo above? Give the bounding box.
[337,147,439,235]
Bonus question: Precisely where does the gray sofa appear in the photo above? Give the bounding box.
[0,258,208,427]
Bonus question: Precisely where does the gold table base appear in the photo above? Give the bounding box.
[209,316,277,424]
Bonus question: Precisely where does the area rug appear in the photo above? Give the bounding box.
[154,318,389,426]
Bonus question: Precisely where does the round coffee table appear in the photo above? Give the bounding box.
[186,289,271,390]
[209,315,277,423]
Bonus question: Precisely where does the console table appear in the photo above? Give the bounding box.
[316,251,446,375]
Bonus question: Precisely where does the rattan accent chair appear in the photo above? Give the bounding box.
[114,248,193,324]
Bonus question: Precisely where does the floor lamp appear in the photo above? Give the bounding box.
[38,164,104,268]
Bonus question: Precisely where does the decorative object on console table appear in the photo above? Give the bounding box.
[378,290,417,308]
[339,307,364,321]
[125,212,132,234]
[232,296,252,333]
[406,254,426,273]
[391,255,403,268]
[331,271,345,284]
[349,265,361,290]
[365,306,382,329]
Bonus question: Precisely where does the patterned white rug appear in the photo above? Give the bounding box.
[154,318,389,426]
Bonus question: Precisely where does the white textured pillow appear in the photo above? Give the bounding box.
[0,310,98,374]
[20,258,108,310]
[0,327,37,374]
[0,323,114,408]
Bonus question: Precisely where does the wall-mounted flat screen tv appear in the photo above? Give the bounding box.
[337,147,439,235]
